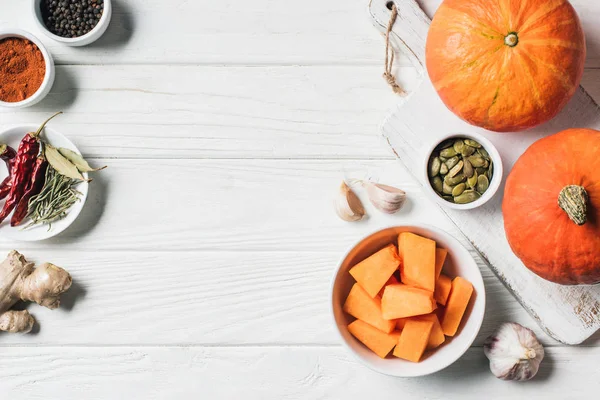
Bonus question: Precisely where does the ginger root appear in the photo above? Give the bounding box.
[0,250,72,333]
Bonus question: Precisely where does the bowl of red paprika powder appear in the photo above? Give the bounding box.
[0,29,55,108]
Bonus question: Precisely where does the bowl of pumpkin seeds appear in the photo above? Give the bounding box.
[424,133,503,210]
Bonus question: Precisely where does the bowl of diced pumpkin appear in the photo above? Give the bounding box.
[330,225,486,376]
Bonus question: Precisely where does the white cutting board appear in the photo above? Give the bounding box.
[369,0,600,344]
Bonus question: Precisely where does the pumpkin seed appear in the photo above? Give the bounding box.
[447,160,464,178]
[452,183,466,197]
[442,181,454,195]
[468,155,486,167]
[429,157,441,177]
[439,156,448,162]
[435,139,455,151]
[442,195,454,203]
[461,145,476,157]
[463,159,474,178]
[477,148,490,160]
[444,173,466,186]
[475,167,487,175]
[453,139,465,154]
[454,190,481,204]
[440,147,458,158]
[477,175,490,194]
[486,160,494,180]
[467,171,478,189]
[483,159,489,168]
[464,139,482,148]
[431,176,443,193]
[445,156,460,169]
[439,163,448,175]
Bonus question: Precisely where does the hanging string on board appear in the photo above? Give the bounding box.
[383,2,406,95]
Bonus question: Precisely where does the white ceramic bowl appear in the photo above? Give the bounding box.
[0,124,88,241]
[423,132,503,210]
[330,225,486,377]
[32,0,112,47]
[0,29,55,108]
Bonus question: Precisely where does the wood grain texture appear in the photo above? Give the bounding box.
[0,249,573,346]
[370,0,600,344]
[0,159,454,252]
[0,346,599,399]
[0,0,599,394]
[3,63,597,160]
[0,65,421,159]
[2,0,600,67]
[0,159,583,346]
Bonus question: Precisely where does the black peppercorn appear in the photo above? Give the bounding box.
[40,0,103,38]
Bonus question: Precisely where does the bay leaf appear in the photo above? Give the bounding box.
[59,147,107,173]
[45,145,87,181]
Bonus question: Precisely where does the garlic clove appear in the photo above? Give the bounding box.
[483,322,544,381]
[362,181,407,214]
[334,181,366,222]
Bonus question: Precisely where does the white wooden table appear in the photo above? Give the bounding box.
[0,0,599,398]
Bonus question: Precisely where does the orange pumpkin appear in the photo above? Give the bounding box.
[503,129,600,285]
[425,0,586,132]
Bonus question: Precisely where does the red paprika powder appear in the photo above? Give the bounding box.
[0,38,46,103]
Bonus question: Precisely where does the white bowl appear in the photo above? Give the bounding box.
[0,124,88,241]
[330,225,486,377]
[423,132,503,210]
[0,29,55,108]
[32,0,112,47]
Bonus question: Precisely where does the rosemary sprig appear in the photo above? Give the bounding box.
[24,166,82,230]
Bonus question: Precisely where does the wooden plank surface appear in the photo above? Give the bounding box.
[1,0,600,67]
[0,0,599,396]
[0,65,599,159]
[0,346,599,399]
[0,65,414,159]
[0,159,593,346]
[0,249,575,346]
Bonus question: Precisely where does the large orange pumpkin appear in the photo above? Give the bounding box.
[426,0,586,132]
[503,129,600,285]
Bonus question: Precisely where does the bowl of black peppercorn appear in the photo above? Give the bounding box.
[32,0,112,46]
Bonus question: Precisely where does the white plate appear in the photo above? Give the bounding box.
[0,125,88,241]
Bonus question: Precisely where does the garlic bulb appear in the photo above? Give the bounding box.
[362,181,406,214]
[334,181,366,222]
[483,322,544,381]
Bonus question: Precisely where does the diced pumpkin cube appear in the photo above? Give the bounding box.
[343,283,395,333]
[349,244,401,298]
[377,275,399,298]
[434,274,452,306]
[411,313,445,349]
[435,248,448,279]
[399,232,436,291]
[393,319,434,362]
[381,284,436,320]
[441,277,474,336]
[398,233,406,260]
[348,320,398,358]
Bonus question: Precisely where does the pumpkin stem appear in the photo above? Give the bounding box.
[504,33,518,47]
[558,185,588,226]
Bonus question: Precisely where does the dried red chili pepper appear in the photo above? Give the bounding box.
[11,156,48,226]
[0,111,62,224]
[0,144,17,162]
[0,144,17,200]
